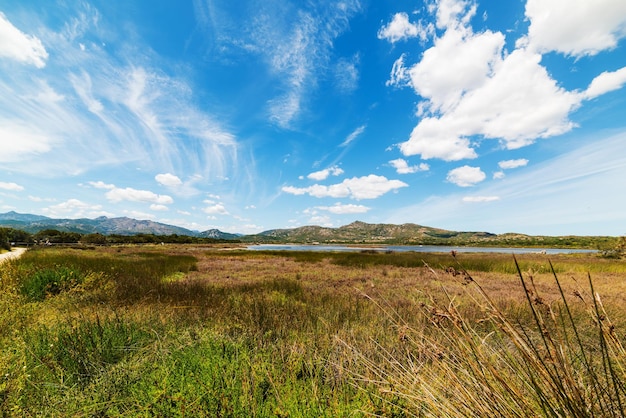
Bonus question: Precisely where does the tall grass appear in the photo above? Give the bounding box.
[347,254,626,417]
[1,246,625,416]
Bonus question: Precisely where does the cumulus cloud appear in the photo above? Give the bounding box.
[307,166,344,181]
[0,12,48,68]
[42,198,105,218]
[150,204,169,211]
[447,166,486,187]
[105,187,174,204]
[155,173,183,187]
[0,181,24,191]
[378,12,431,43]
[583,67,626,99]
[389,158,429,174]
[392,0,625,162]
[316,203,370,214]
[525,0,626,57]
[498,159,529,169]
[283,174,408,199]
[462,196,500,202]
[203,202,229,215]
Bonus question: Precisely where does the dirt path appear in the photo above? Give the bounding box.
[0,247,27,264]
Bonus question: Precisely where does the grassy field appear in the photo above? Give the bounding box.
[1,245,625,416]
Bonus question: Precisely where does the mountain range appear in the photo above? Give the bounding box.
[0,211,239,240]
[0,211,611,247]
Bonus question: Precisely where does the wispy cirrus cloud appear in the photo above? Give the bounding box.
[0,12,48,67]
[462,196,500,203]
[341,125,366,147]
[316,202,370,214]
[0,6,238,181]
[388,132,626,235]
[196,0,361,128]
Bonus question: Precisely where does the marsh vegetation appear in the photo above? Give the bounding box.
[1,245,625,416]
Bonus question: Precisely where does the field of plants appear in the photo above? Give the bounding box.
[1,245,626,416]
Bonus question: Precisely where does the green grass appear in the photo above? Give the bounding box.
[1,246,625,416]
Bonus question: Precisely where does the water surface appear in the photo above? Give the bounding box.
[246,244,596,255]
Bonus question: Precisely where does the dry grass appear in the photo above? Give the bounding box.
[1,245,625,416]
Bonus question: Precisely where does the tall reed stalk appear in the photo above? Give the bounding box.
[346,255,626,417]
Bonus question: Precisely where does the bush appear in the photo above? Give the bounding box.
[20,266,84,301]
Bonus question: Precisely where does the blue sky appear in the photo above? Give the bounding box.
[1,0,626,236]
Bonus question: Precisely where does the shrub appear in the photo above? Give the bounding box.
[20,266,84,301]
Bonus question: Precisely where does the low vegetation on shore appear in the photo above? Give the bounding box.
[1,245,625,416]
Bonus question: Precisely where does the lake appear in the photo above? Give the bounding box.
[246,244,597,255]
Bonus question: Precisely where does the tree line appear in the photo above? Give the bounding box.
[0,227,239,248]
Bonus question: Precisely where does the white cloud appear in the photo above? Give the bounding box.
[0,7,239,180]
[88,181,115,189]
[0,123,57,163]
[203,203,229,215]
[230,1,361,127]
[316,203,370,214]
[462,196,500,202]
[493,171,505,180]
[335,55,360,93]
[0,181,24,191]
[498,159,529,169]
[0,12,48,68]
[388,132,626,235]
[28,195,55,202]
[70,71,104,114]
[42,198,104,218]
[378,12,429,43]
[341,125,366,147]
[308,214,333,227]
[525,0,626,57]
[122,210,156,220]
[105,187,174,204]
[396,3,585,161]
[150,204,169,211]
[155,173,183,187]
[283,174,408,199]
[386,54,411,88]
[389,158,429,174]
[583,67,626,99]
[447,166,486,187]
[307,166,344,181]
[436,0,477,30]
